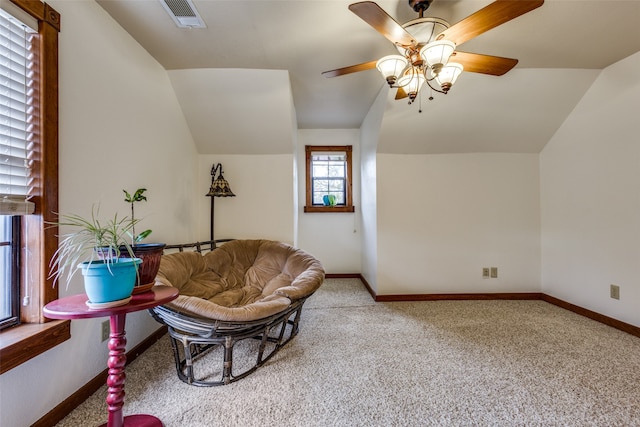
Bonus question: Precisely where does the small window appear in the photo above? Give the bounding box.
[0,216,20,330]
[304,145,354,213]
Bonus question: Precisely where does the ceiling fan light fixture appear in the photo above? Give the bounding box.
[435,62,463,93]
[420,39,456,73]
[376,55,409,86]
[324,0,542,109]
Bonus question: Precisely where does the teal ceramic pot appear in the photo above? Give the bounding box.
[79,258,142,303]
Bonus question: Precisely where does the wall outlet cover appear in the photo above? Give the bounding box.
[101,320,110,342]
[610,284,620,300]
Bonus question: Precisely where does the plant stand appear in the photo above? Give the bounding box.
[43,286,178,427]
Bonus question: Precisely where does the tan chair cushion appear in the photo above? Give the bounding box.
[155,240,324,322]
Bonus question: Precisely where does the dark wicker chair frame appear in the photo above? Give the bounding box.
[148,240,317,387]
[163,238,234,254]
[150,295,309,386]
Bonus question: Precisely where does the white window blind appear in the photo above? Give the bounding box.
[0,8,34,215]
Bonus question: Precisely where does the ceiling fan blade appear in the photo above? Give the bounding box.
[349,1,416,47]
[322,60,378,78]
[450,51,518,76]
[395,87,408,100]
[437,0,544,46]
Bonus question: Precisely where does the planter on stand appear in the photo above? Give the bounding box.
[80,257,142,308]
[127,243,166,294]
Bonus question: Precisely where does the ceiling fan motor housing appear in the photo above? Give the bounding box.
[396,17,450,55]
[409,0,433,13]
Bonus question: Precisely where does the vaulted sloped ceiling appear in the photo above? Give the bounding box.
[168,69,296,154]
[97,0,640,154]
[377,68,600,154]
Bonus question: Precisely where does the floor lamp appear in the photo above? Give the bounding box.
[205,163,235,242]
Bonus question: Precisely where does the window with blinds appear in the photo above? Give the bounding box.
[304,145,354,213]
[311,152,348,206]
[0,8,35,215]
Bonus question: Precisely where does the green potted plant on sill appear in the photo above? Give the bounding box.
[123,188,166,293]
[49,206,141,308]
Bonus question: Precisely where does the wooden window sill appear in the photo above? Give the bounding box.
[304,206,355,213]
[0,320,71,374]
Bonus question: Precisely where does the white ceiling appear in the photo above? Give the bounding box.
[167,68,296,154]
[96,0,640,154]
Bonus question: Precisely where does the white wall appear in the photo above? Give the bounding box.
[291,94,300,246]
[197,154,295,243]
[196,130,361,273]
[540,51,640,327]
[296,129,362,273]
[0,2,199,426]
[359,87,387,292]
[376,153,541,295]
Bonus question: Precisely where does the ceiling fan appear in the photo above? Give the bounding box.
[322,0,544,103]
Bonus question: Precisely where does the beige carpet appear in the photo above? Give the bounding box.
[56,278,640,426]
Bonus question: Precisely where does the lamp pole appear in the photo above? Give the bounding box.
[210,195,215,242]
[208,163,220,242]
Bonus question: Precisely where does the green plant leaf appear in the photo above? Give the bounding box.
[133,188,147,202]
[134,229,152,242]
[123,188,147,203]
[48,205,140,289]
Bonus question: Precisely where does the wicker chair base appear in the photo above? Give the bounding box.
[149,295,310,386]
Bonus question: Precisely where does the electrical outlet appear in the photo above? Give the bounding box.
[610,284,620,300]
[490,267,498,278]
[101,320,110,342]
[482,268,490,279]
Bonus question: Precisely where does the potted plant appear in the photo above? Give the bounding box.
[123,188,166,293]
[49,206,142,308]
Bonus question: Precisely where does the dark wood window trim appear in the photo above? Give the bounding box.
[304,145,355,213]
[0,0,65,375]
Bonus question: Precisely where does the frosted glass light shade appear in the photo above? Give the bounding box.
[420,40,456,69]
[435,62,463,92]
[397,71,425,100]
[376,55,408,86]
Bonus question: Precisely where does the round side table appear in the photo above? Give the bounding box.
[44,285,178,427]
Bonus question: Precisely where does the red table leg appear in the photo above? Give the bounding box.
[106,313,127,427]
[99,314,163,427]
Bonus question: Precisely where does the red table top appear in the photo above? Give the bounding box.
[43,286,179,320]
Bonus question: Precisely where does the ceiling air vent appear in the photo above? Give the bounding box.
[159,0,206,29]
